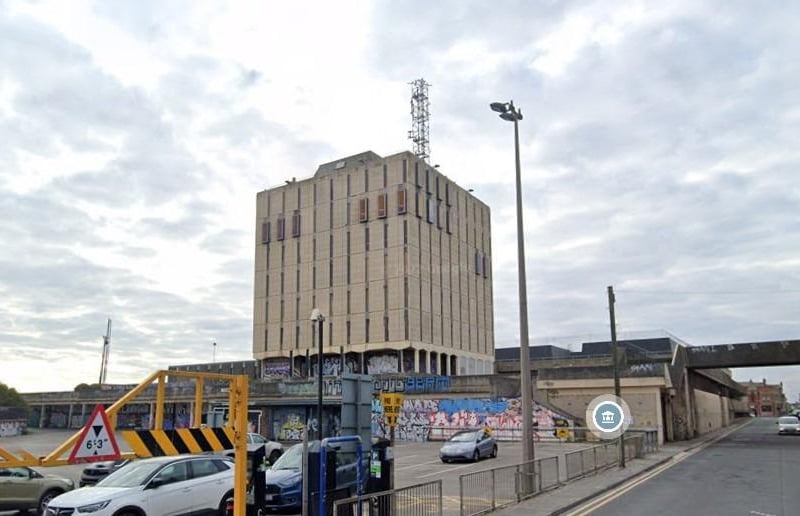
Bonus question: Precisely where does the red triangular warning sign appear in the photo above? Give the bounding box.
[68,404,122,464]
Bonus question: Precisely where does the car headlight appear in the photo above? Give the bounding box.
[77,500,111,513]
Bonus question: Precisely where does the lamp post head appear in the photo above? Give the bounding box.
[490,102,508,113]
[310,308,325,322]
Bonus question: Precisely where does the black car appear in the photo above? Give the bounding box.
[79,459,131,486]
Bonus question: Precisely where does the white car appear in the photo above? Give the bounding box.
[777,416,800,435]
[224,432,283,464]
[46,455,233,516]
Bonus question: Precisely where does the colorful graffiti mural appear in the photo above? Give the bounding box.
[263,358,290,376]
[371,397,571,442]
[367,353,399,374]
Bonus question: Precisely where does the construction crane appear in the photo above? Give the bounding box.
[99,319,111,385]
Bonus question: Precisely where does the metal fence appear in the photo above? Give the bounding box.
[564,433,649,481]
[459,455,560,516]
[333,480,442,516]
[426,426,658,445]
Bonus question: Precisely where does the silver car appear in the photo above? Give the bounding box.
[440,430,497,463]
[777,416,800,434]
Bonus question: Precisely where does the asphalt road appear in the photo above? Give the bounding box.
[591,418,800,516]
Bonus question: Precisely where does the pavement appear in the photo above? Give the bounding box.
[491,417,775,516]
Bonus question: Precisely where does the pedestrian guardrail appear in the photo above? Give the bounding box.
[333,479,443,516]
[458,455,559,516]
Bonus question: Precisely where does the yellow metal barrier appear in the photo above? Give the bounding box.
[0,370,249,516]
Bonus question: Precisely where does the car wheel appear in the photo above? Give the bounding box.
[441,458,449,463]
[491,445,498,458]
[38,489,62,514]
[473,450,480,462]
[218,490,234,516]
[269,449,282,465]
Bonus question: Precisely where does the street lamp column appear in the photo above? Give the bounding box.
[311,308,326,440]
[490,101,535,473]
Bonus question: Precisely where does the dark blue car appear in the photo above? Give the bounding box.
[263,441,366,512]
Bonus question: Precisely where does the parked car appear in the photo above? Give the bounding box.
[79,459,132,487]
[777,416,800,435]
[0,466,74,515]
[46,455,233,516]
[440,429,497,463]
[260,441,366,512]
[223,433,283,465]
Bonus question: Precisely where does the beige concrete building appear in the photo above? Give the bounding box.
[253,151,494,377]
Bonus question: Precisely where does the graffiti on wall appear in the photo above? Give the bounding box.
[280,378,343,397]
[374,376,451,393]
[367,353,398,374]
[272,409,342,441]
[263,358,290,377]
[371,397,571,442]
[310,355,361,376]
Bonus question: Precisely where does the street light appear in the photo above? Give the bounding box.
[310,308,326,440]
[490,100,534,473]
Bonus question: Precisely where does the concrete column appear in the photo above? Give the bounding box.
[414,349,420,373]
[67,404,74,430]
[399,349,404,373]
[39,405,46,429]
[189,401,195,426]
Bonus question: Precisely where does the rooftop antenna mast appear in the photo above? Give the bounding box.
[408,78,431,162]
[99,318,111,385]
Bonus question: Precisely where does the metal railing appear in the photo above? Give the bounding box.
[333,479,442,516]
[459,455,560,516]
[564,434,649,481]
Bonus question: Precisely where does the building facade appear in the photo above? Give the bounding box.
[742,379,787,416]
[253,151,494,378]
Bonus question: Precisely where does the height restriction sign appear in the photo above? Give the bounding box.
[68,404,122,464]
[380,393,404,428]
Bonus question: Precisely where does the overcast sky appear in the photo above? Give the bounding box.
[1,1,798,400]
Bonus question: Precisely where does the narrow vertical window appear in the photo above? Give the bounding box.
[346,321,351,344]
[383,164,387,188]
[313,183,317,204]
[383,284,388,310]
[280,271,285,293]
[347,290,351,314]
[329,260,333,287]
[347,174,351,196]
[329,234,334,258]
[483,255,489,278]
[383,223,388,249]
[402,159,408,183]
[292,210,301,237]
[312,266,316,289]
[364,168,369,192]
[377,192,387,219]
[425,168,431,193]
[312,238,316,260]
[365,318,370,343]
[295,325,300,349]
[295,269,300,291]
[365,287,370,312]
[261,221,271,244]
[397,187,407,214]
[404,310,409,340]
[329,177,334,200]
[446,208,451,234]
[359,198,368,222]
[329,292,333,316]
[383,316,389,342]
[474,250,481,275]
[445,182,451,206]
[277,216,285,240]
[365,227,370,251]
[328,321,332,346]
[296,240,300,264]
[346,201,351,225]
[403,220,408,245]
[436,201,442,229]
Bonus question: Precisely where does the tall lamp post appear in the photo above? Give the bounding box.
[490,101,534,471]
[310,308,325,440]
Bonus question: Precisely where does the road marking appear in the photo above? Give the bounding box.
[418,462,476,479]
[394,458,444,471]
[567,419,755,516]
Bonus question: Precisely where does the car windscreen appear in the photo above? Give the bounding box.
[271,444,302,470]
[779,417,798,424]
[449,432,478,442]
[97,460,165,487]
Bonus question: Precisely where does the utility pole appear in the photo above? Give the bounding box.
[607,286,625,468]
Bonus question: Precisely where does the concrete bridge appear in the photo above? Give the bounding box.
[685,340,800,369]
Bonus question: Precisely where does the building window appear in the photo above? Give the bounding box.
[295,325,300,349]
[436,176,441,200]
[329,292,334,316]
[359,198,368,222]
[346,201,351,225]
[279,327,284,349]
[295,269,300,291]
[402,159,407,183]
[329,234,334,258]
[347,174,351,196]
[436,201,442,229]
[445,182,451,206]
[346,231,351,254]
[377,192,387,219]
[329,177,334,200]
[346,320,351,344]
[365,318,370,343]
[364,168,369,192]
[383,283,388,310]
[312,266,316,289]
[383,223,388,249]
[426,197,435,224]
[281,244,285,267]
[261,221,271,244]
[403,220,408,245]
[445,208,451,234]
[329,260,333,287]
[404,310,409,340]
[415,190,421,218]
[383,164,388,188]
[384,316,389,341]
[403,278,408,306]
[277,216,285,240]
[280,271,285,294]
[397,187,407,214]
[266,274,270,295]
[425,168,431,193]
[483,255,489,278]
[329,202,333,230]
[347,290,351,314]
[365,287,369,312]
[280,299,285,320]
[415,161,421,186]
[365,227,370,251]
[313,183,317,204]
[474,251,481,275]
[313,238,316,260]
[328,321,333,346]
[347,256,351,283]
